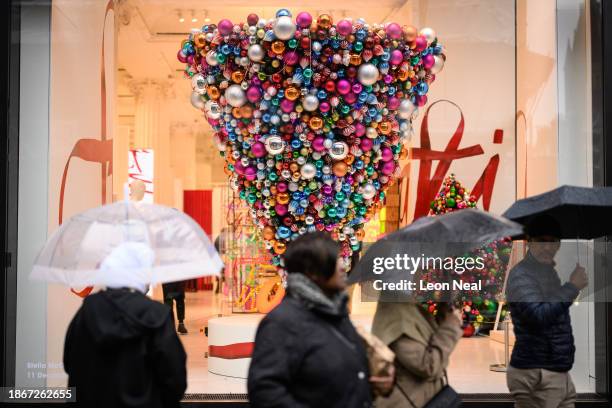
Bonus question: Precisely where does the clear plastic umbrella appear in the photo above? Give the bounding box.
[30,200,223,288]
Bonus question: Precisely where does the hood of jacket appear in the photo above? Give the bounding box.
[81,288,170,346]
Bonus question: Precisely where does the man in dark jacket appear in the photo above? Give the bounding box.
[506,216,588,408]
[162,280,188,334]
[248,232,387,408]
[64,243,187,408]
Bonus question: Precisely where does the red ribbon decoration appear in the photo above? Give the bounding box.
[209,342,255,359]
[401,99,502,221]
[58,1,114,298]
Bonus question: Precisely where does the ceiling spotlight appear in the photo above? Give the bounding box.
[203,10,210,23]
[177,10,185,23]
[191,10,197,23]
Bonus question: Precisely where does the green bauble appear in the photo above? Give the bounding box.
[446,197,457,207]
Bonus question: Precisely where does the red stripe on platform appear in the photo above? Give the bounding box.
[209,342,255,359]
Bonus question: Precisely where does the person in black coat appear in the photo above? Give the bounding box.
[248,232,391,408]
[63,242,187,408]
[505,215,588,408]
[162,280,188,334]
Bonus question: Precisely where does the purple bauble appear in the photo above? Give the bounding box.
[322,185,333,195]
[390,49,403,65]
[422,54,435,69]
[312,137,326,152]
[296,12,312,28]
[385,22,402,39]
[352,83,363,94]
[275,204,288,216]
[218,19,234,36]
[246,86,262,103]
[337,19,353,36]
[277,182,288,193]
[251,141,266,157]
[177,50,188,63]
[381,161,396,175]
[284,51,299,65]
[336,79,351,95]
[280,99,295,113]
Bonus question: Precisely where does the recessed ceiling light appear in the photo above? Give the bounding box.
[192,17,198,23]
[205,18,211,23]
[179,17,185,23]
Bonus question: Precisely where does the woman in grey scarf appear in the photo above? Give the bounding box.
[248,232,392,408]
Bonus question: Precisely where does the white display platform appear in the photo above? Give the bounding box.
[208,314,264,378]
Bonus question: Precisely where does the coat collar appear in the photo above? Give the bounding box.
[286,273,348,318]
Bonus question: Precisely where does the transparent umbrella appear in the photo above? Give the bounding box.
[30,200,223,288]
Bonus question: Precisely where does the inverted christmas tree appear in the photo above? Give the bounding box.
[423,174,511,336]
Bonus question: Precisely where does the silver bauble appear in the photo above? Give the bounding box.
[224,84,246,107]
[329,141,349,160]
[419,27,436,45]
[248,44,265,62]
[362,183,377,200]
[190,92,205,110]
[191,74,207,95]
[274,16,296,40]
[430,55,445,75]
[300,163,317,179]
[302,94,319,111]
[265,136,285,155]
[204,100,221,119]
[398,99,417,119]
[205,51,218,66]
[366,127,378,139]
[357,63,379,86]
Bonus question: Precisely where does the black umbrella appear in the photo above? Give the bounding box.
[347,209,523,285]
[502,185,612,239]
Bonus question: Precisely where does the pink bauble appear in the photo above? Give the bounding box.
[381,161,396,175]
[277,182,288,193]
[385,22,402,39]
[416,94,428,107]
[344,93,357,104]
[415,35,428,52]
[390,49,403,66]
[245,167,257,181]
[322,185,333,195]
[355,123,366,137]
[177,51,188,63]
[280,99,295,113]
[387,96,400,110]
[187,55,195,65]
[247,14,259,26]
[352,83,363,94]
[360,138,373,152]
[336,19,353,36]
[319,102,331,113]
[284,51,299,65]
[296,12,312,28]
[336,79,351,95]
[422,54,435,69]
[312,137,326,152]
[218,19,234,36]
[381,147,394,161]
[246,86,262,103]
[275,204,288,216]
[234,161,245,175]
[251,141,266,157]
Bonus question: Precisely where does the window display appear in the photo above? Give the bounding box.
[4,0,611,406]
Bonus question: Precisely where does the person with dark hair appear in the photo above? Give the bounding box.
[506,215,588,408]
[248,232,392,407]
